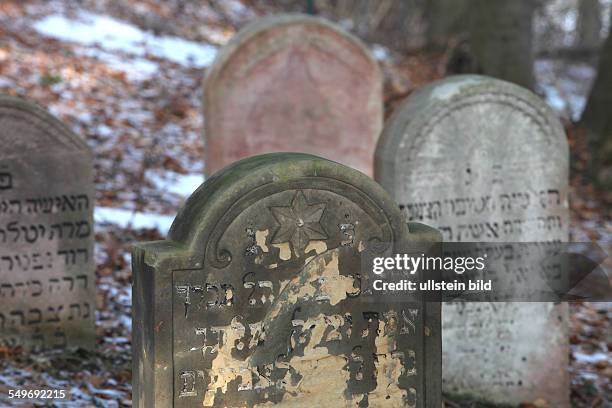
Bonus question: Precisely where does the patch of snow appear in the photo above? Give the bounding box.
[573,351,609,364]
[95,206,174,235]
[34,10,218,70]
[147,171,204,197]
[338,18,354,31]
[119,315,132,329]
[371,44,389,61]
[577,370,600,381]
[0,78,15,88]
[560,8,577,33]
[104,336,130,345]
[590,302,612,311]
[159,122,183,137]
[535,59,596,121]
[582,220,612,247]
[225,0,249,14]
[567,64,598,81]
[603,0,612,36]
[151,35,217,68]
[540,83,567,112]
[95,124,114,138]
[81,48,159,80]
[537,0,578,48]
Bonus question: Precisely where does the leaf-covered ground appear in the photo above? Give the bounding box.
[0,1,609,407]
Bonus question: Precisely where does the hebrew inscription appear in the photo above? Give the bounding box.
[132,154,441,407]
[375,76,569,406]
[0,95,95,350]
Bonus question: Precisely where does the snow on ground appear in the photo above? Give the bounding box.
[536,58,597,121]
[146,170,204,197]
[95,207,175,235]
[80,49,159,81]
[371,44,390,61]
[0,1,609,406]
[574,351,610,364]
[94,172,203,234]
[34,10,218,79]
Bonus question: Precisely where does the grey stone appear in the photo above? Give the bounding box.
[0,95,95,351]
[375,75,570,406]
[203,14,382,177]
[132,153,441,407]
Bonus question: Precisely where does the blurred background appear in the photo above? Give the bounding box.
[0,0,610,406]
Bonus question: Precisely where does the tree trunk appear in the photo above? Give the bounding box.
[449,0,536,90]
[575,0,602,51]
[425,0,469,48]
[580,16,612,188]
[362,0,427,52]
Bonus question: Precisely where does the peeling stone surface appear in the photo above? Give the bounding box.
[132,154,441,407]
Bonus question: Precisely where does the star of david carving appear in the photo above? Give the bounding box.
[270,191,327,254]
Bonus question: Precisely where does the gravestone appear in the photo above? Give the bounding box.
[203,14,382,177]
[375,75,570,406]
[0,95,95,350]
[132,153,441,407]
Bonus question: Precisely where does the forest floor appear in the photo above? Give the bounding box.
[0,1,610,407]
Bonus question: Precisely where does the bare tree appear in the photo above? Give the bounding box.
[575,0,602,51]
[424,0,469,48]
[580,11,612,188]
[253,0,428,52]
[329,0,427,52]
[451,0,537,90]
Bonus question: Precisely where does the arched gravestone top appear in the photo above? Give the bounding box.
[374,76,569,406]
[0,95,94,351]
[0,95,90,157]
[169,153,401,251]
[132,153,441,407]
[375,75,568,196]
[203,14,382,177]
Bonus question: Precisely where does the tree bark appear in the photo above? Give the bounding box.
[575,0,602,51]
[425,0,469,48]
[361,0,427,52]
[449,0,537,90]
[580,15,612,188]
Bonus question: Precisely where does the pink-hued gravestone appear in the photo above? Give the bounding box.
[203,14,382,176]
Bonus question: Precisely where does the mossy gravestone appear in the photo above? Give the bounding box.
[203,14,382,177]
[0,95,95,350]
[375,75,569,406]
[132,153,441,407]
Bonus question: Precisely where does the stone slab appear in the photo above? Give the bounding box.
[0,95,95,351]
[203,14,382,176]
[132,153,441,407]
[375,75,570,406]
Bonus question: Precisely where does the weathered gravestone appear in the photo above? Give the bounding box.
[0,95,95,350]
[203,14,382,177]
[375,75,570,406]
[132,153,441,407]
